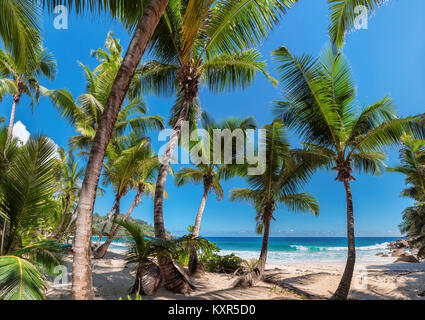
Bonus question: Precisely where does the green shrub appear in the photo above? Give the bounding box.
[201,253,244,274]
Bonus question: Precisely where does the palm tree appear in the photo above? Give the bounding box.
[0,0,42,69]
[134,0,296,293]
[39,0,388,299]
[43,33,164,156]
[51,150,84,239]
[42,0,170,299]
[93,132,162,258]
[174,112,257,277]
[0,136,65,300]
[230,121,320,278]
[0,47,57,139]
[272,45,423,299]
[114,219,163,296]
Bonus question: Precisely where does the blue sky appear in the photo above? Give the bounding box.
[1,0,424,237]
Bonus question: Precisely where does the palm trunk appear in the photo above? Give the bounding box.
[51,196,71,239]
[57,206,78,242]
[94,186,144,259]
[330,178,356,300]
[154,100,193,293]
[95,198,120,247]
[7,95,19,139]
[154,101,190,238]
[71,0,169,300]
[188,183,210,277]
[258,210,272,275]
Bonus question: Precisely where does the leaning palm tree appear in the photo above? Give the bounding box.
[0,47,57,139]
[174,112,257,277]
[272,45,423,299]
[0,136,65,300]
[230,121,320,279]
[42,0,170,299]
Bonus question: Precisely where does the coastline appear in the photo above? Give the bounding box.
[46,248,425,300]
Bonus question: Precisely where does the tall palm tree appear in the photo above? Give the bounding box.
[42,0,170,299]
[174,112,257,277]
[134,0,295,293]
[230,121,320,277]
[51,150,83,239]
[0,47,57,139]
[94,132,161,258]
[272,45,423,299]
[0,0,42,69]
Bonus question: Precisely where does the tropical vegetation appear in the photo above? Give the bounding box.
[0,0,420,301]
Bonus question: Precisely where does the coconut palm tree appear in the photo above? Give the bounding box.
[0,136,65,300]
[42,0,170,299]
[0,0,42,69]
[230,121,320,278]
[272,45,423,299]
[43,33,164,156]
[0,47,57,139]
[174,112,257,277]
[51,150,84,239]
[93,132,162,258]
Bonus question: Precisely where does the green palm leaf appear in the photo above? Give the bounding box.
[0,255,45,300]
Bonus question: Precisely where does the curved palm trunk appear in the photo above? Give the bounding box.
[188,183,211,277]
[154,101,190,238]
[154,100,193,293]
[94,186,144,259]
[57,206,78,242]
[51,195,71,239]
[330,179,356,300]
[233,207,272,289]
[71,0,169,300]
[7,95,20,139]
[94,198,120,247]
[258,210,272,275]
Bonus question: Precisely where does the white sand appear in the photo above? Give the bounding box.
[46,249,425,300]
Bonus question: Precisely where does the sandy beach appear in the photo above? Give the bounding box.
[46,249,425,300]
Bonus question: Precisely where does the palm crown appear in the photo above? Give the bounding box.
[230,121,320,231]
[43,33,165,153]
[272,46,421,180]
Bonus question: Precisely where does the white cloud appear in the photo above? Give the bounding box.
[12,121,61,159]
[12,121,30,145]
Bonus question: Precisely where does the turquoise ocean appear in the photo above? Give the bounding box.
[97,236,399,265]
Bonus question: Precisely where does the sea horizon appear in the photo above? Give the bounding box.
[101,236,401,265]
